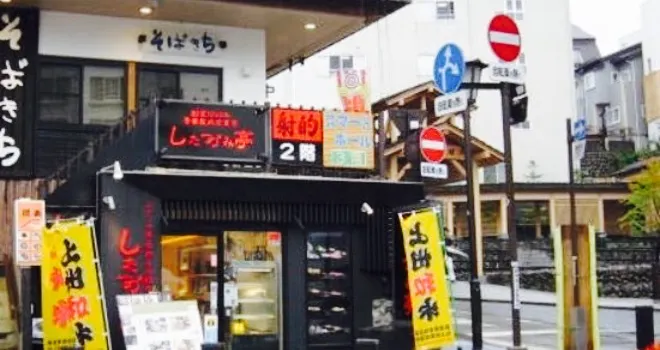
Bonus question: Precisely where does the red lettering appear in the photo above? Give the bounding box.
[52,296,90,328]
[169,125,186,147]
[50,267,64,291]
[413,272,437,296]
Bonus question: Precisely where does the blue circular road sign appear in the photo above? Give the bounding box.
[433,43,466,95]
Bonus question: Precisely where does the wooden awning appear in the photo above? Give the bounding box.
[374,81,504,183]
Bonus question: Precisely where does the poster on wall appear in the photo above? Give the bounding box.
[0,7,38,177]
[271,107,323,166]
[13,198,45,266]
[157,101,267,161]
[322,111,375,169]
[130,300,203,350]
[41,220,109,350]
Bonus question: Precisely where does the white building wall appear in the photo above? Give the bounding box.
[642,0,660,75]
[268,0,574,183]
[39,11,267,103]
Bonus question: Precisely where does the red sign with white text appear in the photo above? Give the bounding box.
[158,102,267,161]
[271,108,323,166]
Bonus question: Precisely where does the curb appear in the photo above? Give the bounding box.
[454,297,660,311]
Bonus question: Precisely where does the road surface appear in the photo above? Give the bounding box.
[454,300,660,349]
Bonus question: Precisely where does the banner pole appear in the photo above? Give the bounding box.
[88,218,113,350]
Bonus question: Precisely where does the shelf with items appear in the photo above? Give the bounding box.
[305,232,352,345]
[230,260,279,337]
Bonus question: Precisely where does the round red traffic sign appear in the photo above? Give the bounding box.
[419,127,447,163]
[488,14,521,62]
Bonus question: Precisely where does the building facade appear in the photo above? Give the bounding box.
[574,43,647,151]
[641,0,660,145]
[267,0,575,183]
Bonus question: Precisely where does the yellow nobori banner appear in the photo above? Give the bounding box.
[41,220,109,350]
[398,209,455,350]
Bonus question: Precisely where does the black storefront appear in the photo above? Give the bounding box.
[40,100,424,350]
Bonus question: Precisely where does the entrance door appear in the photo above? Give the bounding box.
[180,73,220,103]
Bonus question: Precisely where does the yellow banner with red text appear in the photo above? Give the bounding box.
[41,220,109,350]
[398,209,455,350]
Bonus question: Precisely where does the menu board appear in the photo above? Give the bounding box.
[322,111,375,169]
[130,300,204,350]
[116,293,161,350]
[306,232,352,346]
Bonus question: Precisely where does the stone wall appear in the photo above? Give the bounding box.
[452,236,657,298]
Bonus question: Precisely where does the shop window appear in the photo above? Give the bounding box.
[139,70,179,107]
[306,231,352,347]
[224,231,281,348]
[38,63,125,125]
[161,235,218,314]
[138,69,222,108]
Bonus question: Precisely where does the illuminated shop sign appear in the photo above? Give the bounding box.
[116,201,156,294]
[157,102,267,161]
[271,107,323,166]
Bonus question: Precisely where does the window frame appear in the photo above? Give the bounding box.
[328,55,354,72]
[606,106,621,126]
[435,0,455,20]
[136,62,224,106]
[37,56,127,128]
[583,72,596,90]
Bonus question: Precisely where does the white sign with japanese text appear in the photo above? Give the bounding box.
[434,90,468,118]
[490,63,526,84]
[421,162,449,179]
[138,27,228,57]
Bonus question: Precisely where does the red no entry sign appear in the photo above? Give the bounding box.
[488,14,521,62]
[419,127,447,163]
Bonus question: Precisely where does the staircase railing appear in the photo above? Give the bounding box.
[38,101,159,199]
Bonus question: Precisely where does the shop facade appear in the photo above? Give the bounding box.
[0,2,422,349]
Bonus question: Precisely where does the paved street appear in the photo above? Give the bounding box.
[453,300,660,349]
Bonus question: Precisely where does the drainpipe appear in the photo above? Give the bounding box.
[630,60,645,149]
[596,103,611,150]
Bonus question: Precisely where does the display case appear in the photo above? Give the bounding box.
[230,260,279,350]
[306,232,352,347]
[176,243,218,315]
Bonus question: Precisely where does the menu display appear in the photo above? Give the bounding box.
[306,232,352,346]
[322,111,374,169]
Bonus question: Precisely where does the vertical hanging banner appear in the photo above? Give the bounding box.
[398,209,455,349]
[41,220,109,350]
[13,198,45,266]
[0,7,38,177]
[336,69,370,113]
[322,111,375,169]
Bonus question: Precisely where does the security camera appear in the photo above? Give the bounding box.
[112,161,124,181]
[102,196,116,210]
[361,202,374,215]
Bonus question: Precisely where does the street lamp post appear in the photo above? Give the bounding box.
[462,59,487,350]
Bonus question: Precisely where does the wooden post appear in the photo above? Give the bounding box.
[559,224,595,350]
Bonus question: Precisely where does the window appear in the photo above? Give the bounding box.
[583,72,596,90]
[573,50,583,65]
[436,1,455,19]
[39,65,81,124]
[38,63,125,125]
[505,0,523,20]
[483,163,505,184]
[620,68,632,82]
[138,67,222,108]
[329,55,353,72]
[606,106,621,125]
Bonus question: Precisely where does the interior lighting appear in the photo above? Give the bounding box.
[139,6,153,15]
[304,23,317,31]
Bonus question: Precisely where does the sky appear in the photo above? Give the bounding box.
[570,0,644,55]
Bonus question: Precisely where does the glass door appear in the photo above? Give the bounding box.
[306,232,352,347]
[223,231,282,350]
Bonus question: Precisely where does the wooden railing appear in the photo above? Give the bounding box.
[38,101,158,199]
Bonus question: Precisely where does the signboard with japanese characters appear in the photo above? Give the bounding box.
[41,220,110,350]
[0,8,38,177]
[13,198,45,266]
[271,107,323,166]
[157,101,267,161]
[138,27,228,56]
[322,111,375,169]
[397,209,455,349]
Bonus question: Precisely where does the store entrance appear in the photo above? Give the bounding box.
[160,231,282,350]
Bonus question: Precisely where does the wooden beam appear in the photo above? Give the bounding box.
[450,160,466,177]
[384,143,404,156]
[396,163,412,181]
[474,151,492,161]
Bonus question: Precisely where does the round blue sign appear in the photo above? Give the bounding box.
[433,43,466,95]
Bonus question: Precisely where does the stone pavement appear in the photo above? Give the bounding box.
[451,281,660,310]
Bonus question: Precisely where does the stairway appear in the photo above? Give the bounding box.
[38,100,160,207]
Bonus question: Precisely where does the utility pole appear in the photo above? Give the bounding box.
[501,83,524,349]
[463,103,483,350]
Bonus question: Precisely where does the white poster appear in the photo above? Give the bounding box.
[116,293,161,350]
[131,300,203,350]
[648,119,660,144]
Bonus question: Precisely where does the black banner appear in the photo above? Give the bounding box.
[157,101,267,161]
[0,7,38,177]
[98,175,162,349]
